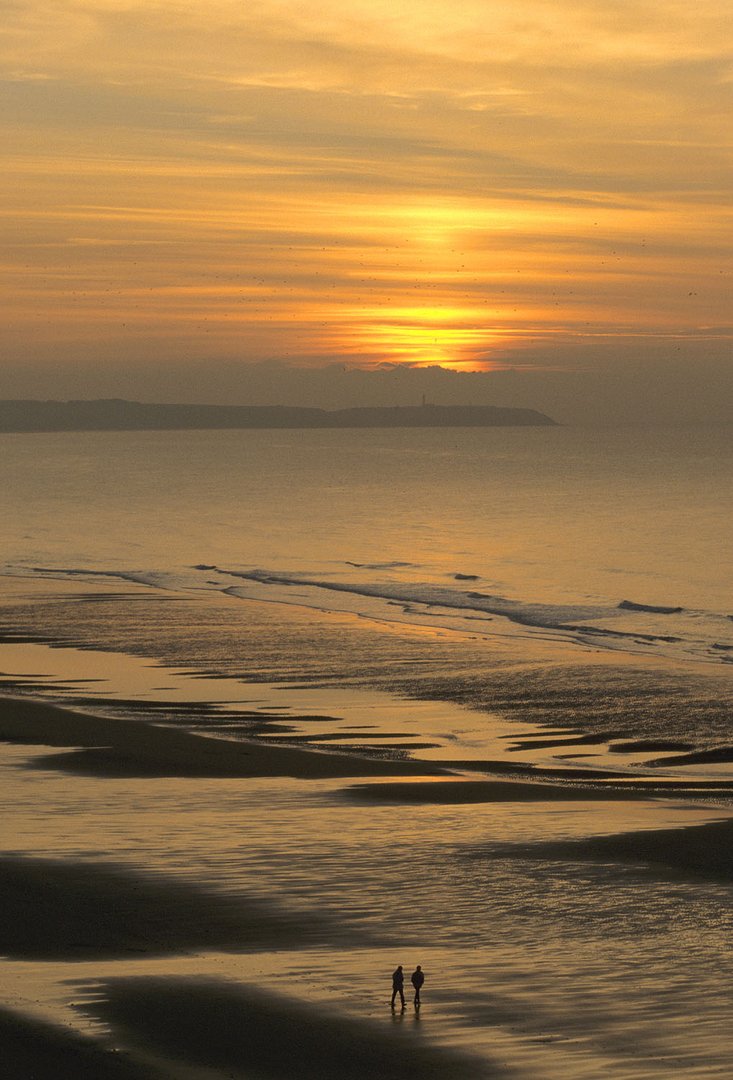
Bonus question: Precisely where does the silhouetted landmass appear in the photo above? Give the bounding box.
[0,399,557,433]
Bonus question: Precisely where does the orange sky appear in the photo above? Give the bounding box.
[1,0,731,381]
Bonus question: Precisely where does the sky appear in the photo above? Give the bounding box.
[1,0,732,420]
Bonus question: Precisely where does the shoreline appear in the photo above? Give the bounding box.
[2,636,733,1076]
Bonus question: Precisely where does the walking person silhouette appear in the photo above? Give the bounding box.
[411,965,425,1007]
[391,965,405,1009]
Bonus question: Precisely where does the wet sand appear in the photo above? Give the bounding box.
[0,695,448,779]
[0,1008,158,1080]
[86,976,502,1080]
[478,815,733,882]
[0,854,339,960]
[2,690,733,1078]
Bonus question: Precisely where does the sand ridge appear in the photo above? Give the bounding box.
[0,694,448,779]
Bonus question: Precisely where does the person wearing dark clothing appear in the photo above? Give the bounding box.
[391,965,405,1009]
[411,965,425,1007]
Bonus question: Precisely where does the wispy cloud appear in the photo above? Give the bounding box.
[1,0,731,372]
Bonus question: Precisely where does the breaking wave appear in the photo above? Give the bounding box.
[6,561,732,667]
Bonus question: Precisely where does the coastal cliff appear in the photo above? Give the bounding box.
[0,400,557,432]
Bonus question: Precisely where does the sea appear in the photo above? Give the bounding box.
[1,422,733,1078]
[0,422,731,764]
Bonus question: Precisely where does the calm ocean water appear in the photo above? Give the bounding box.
[1,424,731,622]
[0,423,731,757]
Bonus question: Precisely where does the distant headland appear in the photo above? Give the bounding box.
[0,399,557,433]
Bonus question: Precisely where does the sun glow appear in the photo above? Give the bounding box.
[337,305,502,367]
[1,0,731,377]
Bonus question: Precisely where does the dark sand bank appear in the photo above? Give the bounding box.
[608,739,695,754]
[0,695,446,779]
[503,731,625,751]
[347,775,733,804]
[474,816,733,882]
[84,976,502,1080]
[0,855,341,959]
[343,779,658,803]
[0,1009,160,1080]
[648,746,733,766]
[440,758,636,780]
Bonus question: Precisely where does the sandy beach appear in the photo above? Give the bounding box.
[2,682,733,1079]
